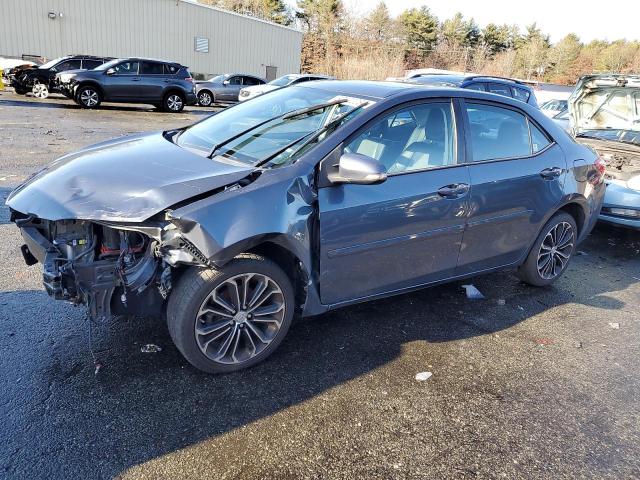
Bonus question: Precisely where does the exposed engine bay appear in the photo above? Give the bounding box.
[10,212,211,321]
[577,136,640,186]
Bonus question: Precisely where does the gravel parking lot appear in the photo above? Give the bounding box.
[1,91,639,480]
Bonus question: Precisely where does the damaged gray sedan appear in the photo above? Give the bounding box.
[7,81,605,373]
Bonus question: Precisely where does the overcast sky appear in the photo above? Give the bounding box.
[286,0,639,43]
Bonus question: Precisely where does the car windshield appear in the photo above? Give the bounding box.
[176,86,371,167]
[39,57,68,69]
[94,59,122,71]
[268,75,297,87]
[209,74,224,83]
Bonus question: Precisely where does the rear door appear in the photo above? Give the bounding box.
[138,61,166,100]
[318,100,470,305]
[456,100,566,274]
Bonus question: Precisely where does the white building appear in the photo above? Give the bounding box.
[0,0,303,80]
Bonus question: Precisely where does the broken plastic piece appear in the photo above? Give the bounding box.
[415,371,433,382]
[94,363,102,376]
[497,299,506,305]
[141,344,162,353]
[461,284,485,300]
[608,322,620,329]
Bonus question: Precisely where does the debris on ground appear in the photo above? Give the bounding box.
[608,322,620,330]
[141,344,162,353]
[94,363,102,376]
[575,341,583,348]
[497,299,506,306]
[576,250,589,256]
[415,371,433,382]
[461,284,486,300]
[535,338,554,346]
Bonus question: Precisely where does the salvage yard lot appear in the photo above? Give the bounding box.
[1,92,639,479]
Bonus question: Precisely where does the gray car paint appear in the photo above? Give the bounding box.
[7,81,605,317]
[196,74,265,104]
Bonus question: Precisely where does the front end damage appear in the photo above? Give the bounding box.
[11,210,212,321]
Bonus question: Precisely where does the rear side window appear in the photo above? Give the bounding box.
[487,83,512,98]
[82,59,102,70]
[530,122,551,153]
[512,87,531,102]
[140,62,164,75]
[344,102,457,174]
[465,103,531,161]
[466,82,486,92]
[243,76,261,86]
[164,64,179,75]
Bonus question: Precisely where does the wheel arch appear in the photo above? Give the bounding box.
[76,80,105,98]
[163,87,186,100]
[210,234,311,316]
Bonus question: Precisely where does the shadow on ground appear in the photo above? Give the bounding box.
[1,222,637,478]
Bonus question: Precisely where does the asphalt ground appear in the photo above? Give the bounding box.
[0,90,639,479]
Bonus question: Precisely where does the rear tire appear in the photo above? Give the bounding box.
[14,85,28,95]
[167,254,295,373]
[163,92,185,112]
[76,85,101,108]
[517,212,577,286]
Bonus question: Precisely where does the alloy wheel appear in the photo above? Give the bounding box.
[537,221,574,280]
[198,92,212,106]
[80,89,99,107]
[32,83,49,99]
[167,94,184,111]
[195,273,286,365]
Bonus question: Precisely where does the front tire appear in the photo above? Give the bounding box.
[167,254,295,373]
[32,81,49,99]
[197,90,213,107]
[76,85,101,108]
[163,92,185,112]
[517,212,577,286]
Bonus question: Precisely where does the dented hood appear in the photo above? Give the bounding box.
[6,132,254,222]
[569,74,640,140]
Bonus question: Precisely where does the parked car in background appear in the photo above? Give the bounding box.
[238,73,334,102]
[540,99,568,118]
[55,57,197,112]
[0,58,37,83]
[566,74,640,229]
[196,73,265,106]
[7,80,604,373]
[10,55,112,98]
[407,74,539,107]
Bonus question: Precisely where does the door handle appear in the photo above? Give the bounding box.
[437,183,470,199]
[539,167,563,179]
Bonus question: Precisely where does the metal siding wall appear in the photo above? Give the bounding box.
[0,0,302,77]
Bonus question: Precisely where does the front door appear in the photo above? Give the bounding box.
[218,75,243,102]
[103,60,141,100]
[456,100,567,274]
[318,100,470,305]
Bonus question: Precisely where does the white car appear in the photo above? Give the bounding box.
[238,73,334,102]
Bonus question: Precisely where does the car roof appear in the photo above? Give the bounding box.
[411,74,531,89]
[115,57,183,66]
[299,80,417,99]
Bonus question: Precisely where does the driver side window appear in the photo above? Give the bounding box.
[113,61,139,75]
[344,102,457,174]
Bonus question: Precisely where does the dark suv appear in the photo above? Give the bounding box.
[56,58,197,112]
[10,55,112,98]
[407,74,539,107]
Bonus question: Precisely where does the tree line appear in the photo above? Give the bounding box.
[199,0,640,84]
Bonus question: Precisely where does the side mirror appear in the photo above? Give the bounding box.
[106,68,116,75]
[328,152,387,185]
[222,79,230,86]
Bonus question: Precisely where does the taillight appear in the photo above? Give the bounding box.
[184,76,194,84]
[590,156,606,185]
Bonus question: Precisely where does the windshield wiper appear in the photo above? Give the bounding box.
[207,99,348,158]
[255,103,366,168]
